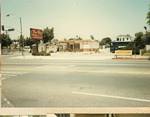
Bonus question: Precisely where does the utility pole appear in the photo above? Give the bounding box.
[0,4,1,56]
[6,14,23,55]
[0,1,2,108]
[144,26,148,43]
[20,17,24,56]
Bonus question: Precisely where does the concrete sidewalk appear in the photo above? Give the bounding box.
[3,52,150,61]
[9,52,114,60]
[112,55,150,60]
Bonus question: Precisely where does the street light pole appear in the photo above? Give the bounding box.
[6,14,24,56]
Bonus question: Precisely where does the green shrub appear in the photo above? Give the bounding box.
[141,49,146,55]
[143,52,150,56]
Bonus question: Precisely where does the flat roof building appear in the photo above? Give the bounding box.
[59,39,99,52]
[111,35,134,52]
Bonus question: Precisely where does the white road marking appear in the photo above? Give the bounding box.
[86,70,150,75]
[2,63,51,65]
[1,71,28,81]
[2,74,18,77]
[1,76,17,80]
[2,71,27,74]
[72,91,150,103]
[21,65,150,75]
[3,97,13,106]
[3,98,10,104]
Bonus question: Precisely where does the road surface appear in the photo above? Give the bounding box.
[1,56,150,107]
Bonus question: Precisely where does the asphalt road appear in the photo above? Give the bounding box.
[1,56,150,107]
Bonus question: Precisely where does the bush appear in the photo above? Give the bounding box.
[143,52,150,56]
[142,49,150,56]
[32,51,51,56]
[140,49,146,55]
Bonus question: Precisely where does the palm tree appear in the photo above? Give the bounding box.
[146,11,150,26]
[90,35,95,40]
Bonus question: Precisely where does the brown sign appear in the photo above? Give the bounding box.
[30,28,43,40]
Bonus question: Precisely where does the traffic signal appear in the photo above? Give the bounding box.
[2,25,5,31]
[8,28,15,31]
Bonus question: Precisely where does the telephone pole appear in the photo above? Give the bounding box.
[0,4,2,55]
[20,17,24,56]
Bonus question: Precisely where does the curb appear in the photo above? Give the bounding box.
[112,58,149,60]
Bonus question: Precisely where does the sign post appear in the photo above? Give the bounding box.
[30,28,43,40]
[30,28,43,55]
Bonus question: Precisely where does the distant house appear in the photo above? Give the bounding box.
[145,45,150,51]
[58,39,99,52]
[115,35,133,42]
[111,35,134,52]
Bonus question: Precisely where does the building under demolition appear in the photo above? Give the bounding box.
[58,39,99,52]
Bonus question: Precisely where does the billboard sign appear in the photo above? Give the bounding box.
[30,28,43,40]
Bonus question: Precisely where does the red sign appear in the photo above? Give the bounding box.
[30,28,43,40]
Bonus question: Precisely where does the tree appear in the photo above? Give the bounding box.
[146,8,150,26]
[100,37,111,46]
[75,35,82,40]
[0,33,12,48]
[134,32,145,54]
[19,35,25,48]
[90,35,95,40]
[24,37,36,47]
[134,32,145,48]
[43,27,54,43]
[143,31,150,45]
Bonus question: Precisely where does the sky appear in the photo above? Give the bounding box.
[1,0,150,40]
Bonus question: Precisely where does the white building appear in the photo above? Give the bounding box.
[115,34,133,42]
[111,34,134,52]
[146,45,150,51]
